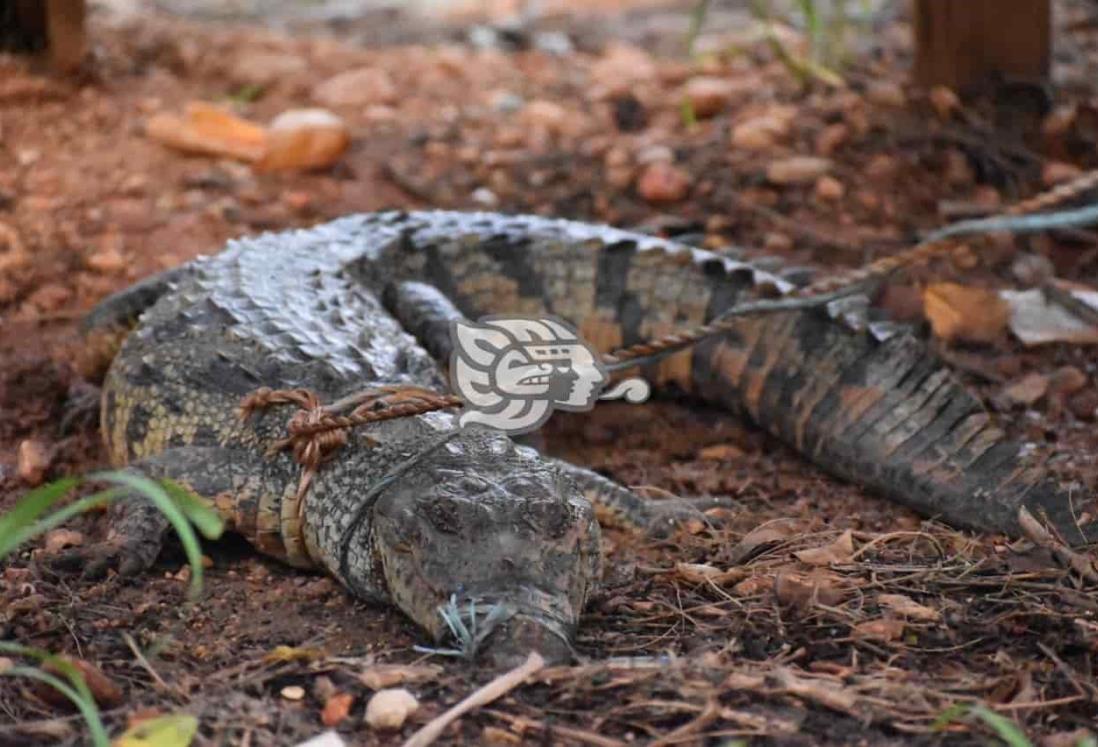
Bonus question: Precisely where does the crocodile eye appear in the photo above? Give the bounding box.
[525,500,571,539]
[503,477,544,499]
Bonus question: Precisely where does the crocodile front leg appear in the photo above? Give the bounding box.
[53,445,280,578]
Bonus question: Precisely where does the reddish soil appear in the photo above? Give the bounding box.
[1,2,1097,745]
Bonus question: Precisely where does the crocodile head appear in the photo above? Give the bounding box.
[370,428,601,667]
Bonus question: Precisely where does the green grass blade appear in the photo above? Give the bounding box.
[159,480,223,541]
[91,471,206,599]
[1,662,110,747]
[0,490,120,561]
[0,477,81,559]
[968,706,1032,747]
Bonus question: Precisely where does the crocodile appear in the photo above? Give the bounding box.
[74,210,1097,664]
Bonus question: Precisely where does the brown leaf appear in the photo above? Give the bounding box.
[774,569,849,608]
[674,562,746,586]
[728,520,798,564]
[696,443,745,462]
[853,618,905,642]
[731,575,772,597]
[793,530,855,566]
[39,658,124,708]
[773,668,858,713]
[877,594,941,622]
[1002,372,1049,406]
[321,692,354,727]
[43,529,84,555]
[923,283,1009,344]
[146,102,267,162]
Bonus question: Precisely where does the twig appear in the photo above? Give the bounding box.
[1016,506,1098,583]
[401,652,546,747]
[484,708,626,747]
[650,697,721,746]
[121,632,176,697]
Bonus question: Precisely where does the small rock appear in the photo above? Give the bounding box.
[591,44,657,97]
[731,108,795,151]
[1068,389,1098,420]
[314,67,396,108]
[365,688,418,730]
[766,156,832,186]
[43,529,83,555]
[636,162,691,203]
[86,247,126,274]
[865,81,906,108]
[944,150,974,186]
[24,282,72,312]
[230,50,307,88]
[518,100,570,136]
[281,685,306,701]
[471,188,499,208]
[814,175,844,201]
[488,90,524,113]
[1042,161,1083,186]
[764,232,793,252]
[1011,253,1054,287]
[1003,373,1049,407]
[17,439,52,486]
[255,108,350,172]
[635,144,673,165]
[684,76,743,118]
[1049,366,1088,397]
[814,123,849,156]
[929,86,960,119]
[865,154,898,183]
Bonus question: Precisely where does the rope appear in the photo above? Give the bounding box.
[802,167,1098,295]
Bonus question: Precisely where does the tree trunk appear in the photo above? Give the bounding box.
[913,0,1050,91]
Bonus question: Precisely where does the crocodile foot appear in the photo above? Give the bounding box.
[49,496,170,579]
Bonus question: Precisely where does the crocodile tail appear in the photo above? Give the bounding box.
[691,307,1097,545]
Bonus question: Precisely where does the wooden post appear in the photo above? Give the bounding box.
[45,0,86,72]
[913,0,1050,92]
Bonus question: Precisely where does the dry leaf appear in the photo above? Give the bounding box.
[773,668,858,713]
[853,618,905,641]
[146,102,267,162]
[1002,373,1049,406]
[923,283,1009,344]
[793,529,855,566]
[731,575,772,596]
[39,658,124,708]
[674,562,746,585]
[264,646,325,664]
[359,664,441,690]
[878,594,941,622]
[320,693,354,727]
[1000,287,1098,346]
[774,569,848,608]
[696,444,745,461]
[728,520,798,564]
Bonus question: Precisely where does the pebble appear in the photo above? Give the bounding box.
[814,122,849,156]
[1068,390,1098,420]
[730,109,794,151]
[17,439,52,486]
[281,685,306,701]
[636,162,691,203]
[865,81,906,108]
[591,44,657,97]
[518,100,570,136]
[365,688,418,730]
[814,175,844,201]
[255,108,350,172]
[766,156,832,186]
[1049,366,1088,397]
[471,187,499,207]
[1003,373,1049,407]
[314,67,396,108]
[43,529,84,554]
[864,154,898,183]
[684,76,744,118]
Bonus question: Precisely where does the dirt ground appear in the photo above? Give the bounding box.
[2,0,1098,744]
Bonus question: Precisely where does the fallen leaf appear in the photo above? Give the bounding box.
[731,575,772,596]
[1002,373,1049,406]
[794,529,855,566]
[696,444,745,461]
[923,283,1009,344]
[146,102,267,162]
[359,664,441,690]
[767,156,833,186]
[674,562,746,585]
[365,688,418,730]
[773,668,858,713]
[320,692,354,727]
[1000,287,1098,346]
[728,520,798,564]
[264,646,325,664]
[853,618,905,641]
[40,658,124,708]
[43,528,84,555]
[774,569,849,608]
[113,714,198,747]
[878,594,941,622]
